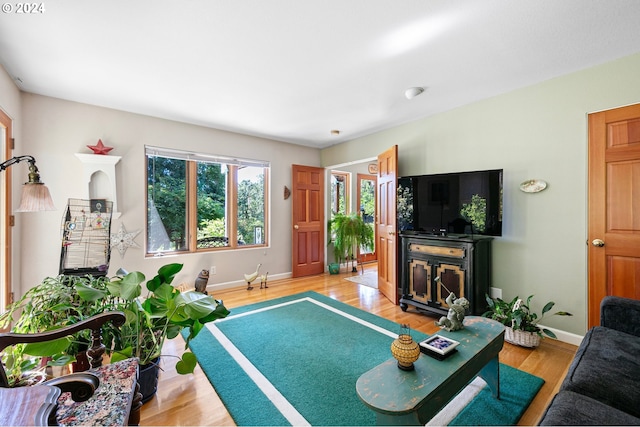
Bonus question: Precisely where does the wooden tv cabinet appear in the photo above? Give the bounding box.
[399,233,493,317]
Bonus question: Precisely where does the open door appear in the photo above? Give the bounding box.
[357,173,377,263]
[291,164,325,277]
[377,145,398,304]
[588,104,640,327]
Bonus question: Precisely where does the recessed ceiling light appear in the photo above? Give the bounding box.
[404,87,425,100]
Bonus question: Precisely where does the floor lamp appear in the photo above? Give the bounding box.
[0,155,55,211]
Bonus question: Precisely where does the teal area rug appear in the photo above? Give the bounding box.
[186,291,544,426]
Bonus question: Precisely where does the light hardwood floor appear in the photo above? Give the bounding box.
[140,264,578,426]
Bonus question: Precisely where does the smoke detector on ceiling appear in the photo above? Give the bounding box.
[404,86,425,99]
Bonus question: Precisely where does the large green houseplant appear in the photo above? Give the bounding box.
[328,212,375,272]
[76,263,229,372]
[483,294,572,347]
[0,263,229,394]
[0,274,115,386]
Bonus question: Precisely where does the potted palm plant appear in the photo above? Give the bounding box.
[328,212,375,273]
[483,294,572,347]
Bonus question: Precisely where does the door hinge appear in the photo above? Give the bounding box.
[9,292,14,304]
[11,137,15,150]
[9,215,15,226]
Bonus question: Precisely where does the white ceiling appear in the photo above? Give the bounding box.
[1,1,640,148]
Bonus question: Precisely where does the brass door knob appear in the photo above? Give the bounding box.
[294,224,299,230]
[592,239,605,247]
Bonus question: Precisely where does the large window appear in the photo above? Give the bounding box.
[146,146,269,255]
[330,171,349,216]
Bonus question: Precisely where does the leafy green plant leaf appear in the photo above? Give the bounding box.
[200,302,231,323]
[542,301,555,315]
[175,351,197,374]
[47,354,76,367]
[177,291,219,319]
[165,324,182,340]
[111,346,133,363]
[23,336,72,356]
[75,283,107,302]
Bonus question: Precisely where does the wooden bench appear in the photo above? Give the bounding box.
[356,317,505,425]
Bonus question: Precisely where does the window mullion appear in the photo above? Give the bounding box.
[228,165,238,249]
[187,160,198,251]
[263,168,270,246]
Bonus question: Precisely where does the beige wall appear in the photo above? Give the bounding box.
[15,94,320,296]
[321,52,640,337]
[5,51,640,338]
[0,64,23,303]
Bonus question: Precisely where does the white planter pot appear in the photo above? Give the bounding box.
[505,326,541,348]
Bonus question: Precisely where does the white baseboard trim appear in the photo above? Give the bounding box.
[204,279,583,348]
[206,272,293,292]
[538,324,584,346]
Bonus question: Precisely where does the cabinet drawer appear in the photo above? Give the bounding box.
[409,243,464,258]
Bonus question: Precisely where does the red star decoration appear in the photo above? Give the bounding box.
[87,139,114,155]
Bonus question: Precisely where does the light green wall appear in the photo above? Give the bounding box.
[321,52,640,336]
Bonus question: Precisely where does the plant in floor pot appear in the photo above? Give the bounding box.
[482,294,572,348]
[328,212,374,273]
[0,274,118,386]
[80,263,230,402]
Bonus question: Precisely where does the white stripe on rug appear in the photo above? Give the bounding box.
[426,376,486,426]
[206,296,484,426]
[206,322,312,426]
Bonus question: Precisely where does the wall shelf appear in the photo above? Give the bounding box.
[75,153,121,218]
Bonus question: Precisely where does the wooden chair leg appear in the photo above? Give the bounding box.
[128,382,143,426]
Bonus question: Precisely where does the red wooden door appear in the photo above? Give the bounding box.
[377,146,398,304]
[291,164,325,277]
[588,104,640,327]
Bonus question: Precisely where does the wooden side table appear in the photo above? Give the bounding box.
[56,358,140,426]
[356,317,505,426]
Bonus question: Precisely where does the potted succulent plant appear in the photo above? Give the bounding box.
[328,212,374,273]
[482,294,572,347]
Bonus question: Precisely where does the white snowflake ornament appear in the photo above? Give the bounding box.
[111,223,141,258]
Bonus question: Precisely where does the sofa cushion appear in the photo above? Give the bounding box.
[560,326,640,418]
[538,391,640,426]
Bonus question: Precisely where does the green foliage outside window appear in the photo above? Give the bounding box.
[147,157,188,252]
[147,153,267,253]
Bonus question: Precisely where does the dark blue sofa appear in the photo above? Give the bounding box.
[538,296,640,425]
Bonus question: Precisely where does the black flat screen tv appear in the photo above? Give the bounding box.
[397,169,503,236]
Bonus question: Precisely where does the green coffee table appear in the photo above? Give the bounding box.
[356,316,505,426]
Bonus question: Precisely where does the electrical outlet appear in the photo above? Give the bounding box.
[490,287,502,299]
[210,266,216,275]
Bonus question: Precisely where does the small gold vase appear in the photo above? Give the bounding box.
[390,324,421,371]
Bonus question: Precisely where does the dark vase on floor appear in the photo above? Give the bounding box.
[139,358,160,403]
